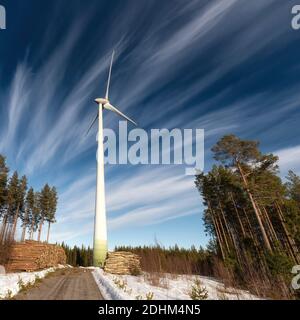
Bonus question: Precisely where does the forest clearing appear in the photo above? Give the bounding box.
[1,134,300,300]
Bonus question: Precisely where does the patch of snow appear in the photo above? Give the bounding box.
[92,268,261,300]
[92,268,132,300]
[0,265,67,299]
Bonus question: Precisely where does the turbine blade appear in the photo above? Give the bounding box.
[104,103,137,126]
[105,50,115,100]
[86,112,99,136]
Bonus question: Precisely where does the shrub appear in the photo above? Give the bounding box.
[113,278,127,291]
[266,252,293,278]
[146,292,154,300]
[5,289,13,300]
[189,279,208,300]
[17,277,27,293]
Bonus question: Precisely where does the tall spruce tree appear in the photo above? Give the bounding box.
[11,175,27,240]
[0,153,58,244]
[46,187,58,243]
[38,184,51,242]
[6,172,20,240]
[31,192,41,240]
[0,155,9,242]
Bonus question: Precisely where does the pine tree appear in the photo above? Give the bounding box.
[46,187,58,243]
[0,155,9,242]
[284,171,300,248]
[0,153,58,244]
[11,175,27,240]
[195,135,300,298]
[6,172,20,241]
[38,184,51,242]
[286,171,300,206]
[211,135,273,251]
[22,187,34,241]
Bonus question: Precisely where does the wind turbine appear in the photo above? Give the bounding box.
[87,51,137,267]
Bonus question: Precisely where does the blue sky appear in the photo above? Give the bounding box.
[0,0,300,249]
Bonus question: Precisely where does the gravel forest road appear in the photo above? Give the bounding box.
[15,268,103,300]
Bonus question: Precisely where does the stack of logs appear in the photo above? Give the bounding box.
[5,241,66,272]
[104,251,142,275]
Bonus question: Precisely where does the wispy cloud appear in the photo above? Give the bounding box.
[0,0,299,247]
[0,63,31,152]
[55,166,201,232]
[275,145,300,177]
[51,222,94,243]
[1,0,289,174]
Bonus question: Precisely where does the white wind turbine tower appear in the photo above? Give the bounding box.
[87,51,137,266]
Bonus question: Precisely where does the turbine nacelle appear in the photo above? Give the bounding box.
[86,51,138,136]
[95,98,109,105]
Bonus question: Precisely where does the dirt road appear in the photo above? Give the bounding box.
[15,268,103,300]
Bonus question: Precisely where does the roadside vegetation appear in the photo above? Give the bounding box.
[116,134,300,300]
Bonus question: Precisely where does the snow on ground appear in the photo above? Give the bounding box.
[92,268,260,300]
[0,265,67,299]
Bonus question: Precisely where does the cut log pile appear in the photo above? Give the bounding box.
[104,251,142,275]
[5,240,66,272]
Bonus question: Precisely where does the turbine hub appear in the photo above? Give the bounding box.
[95,98,109,105]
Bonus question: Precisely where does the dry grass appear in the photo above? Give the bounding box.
[211,257,295,300]
[116,246,297,300]
[130,247,298,299]
[144,272,170,289]
[117,246,214,276]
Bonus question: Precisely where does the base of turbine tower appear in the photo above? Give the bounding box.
[93,239,108,267]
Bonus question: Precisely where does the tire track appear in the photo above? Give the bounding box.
[15,268,103,300]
